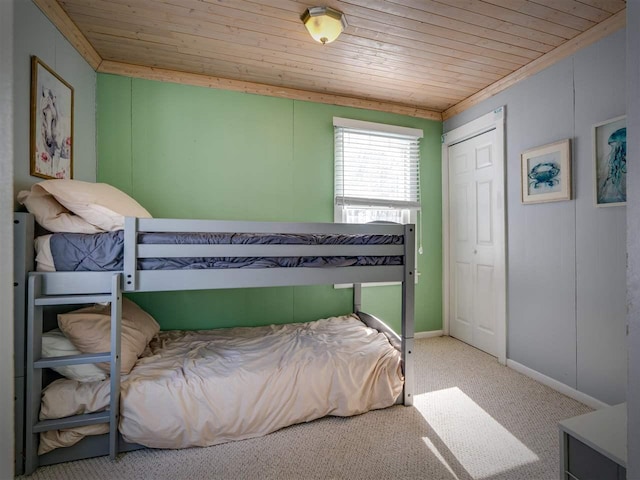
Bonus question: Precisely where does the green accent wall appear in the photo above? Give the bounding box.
[97,74,442,333]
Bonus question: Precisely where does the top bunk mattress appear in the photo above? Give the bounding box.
[35,231,404,272]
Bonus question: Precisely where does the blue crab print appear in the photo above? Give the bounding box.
[528,162,560,189]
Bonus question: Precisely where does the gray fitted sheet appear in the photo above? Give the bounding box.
[48,231,404,272]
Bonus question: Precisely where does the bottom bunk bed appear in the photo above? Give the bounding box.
[14,212,415,475]
[38,310,403,454]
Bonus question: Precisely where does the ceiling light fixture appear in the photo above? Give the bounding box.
[301,6,348,45]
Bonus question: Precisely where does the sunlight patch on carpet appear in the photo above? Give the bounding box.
[415,387,539,479]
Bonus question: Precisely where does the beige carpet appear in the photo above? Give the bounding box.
[21,336,593,480]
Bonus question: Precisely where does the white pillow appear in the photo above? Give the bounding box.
[35,179,152,231]
[17,184,103,234]
[42,329,108,382]
[34,235,56,272]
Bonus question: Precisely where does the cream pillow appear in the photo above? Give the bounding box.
[36,179,152,231]
[42,329,108,382]
[58,298,160,374]
[17,184,103,234]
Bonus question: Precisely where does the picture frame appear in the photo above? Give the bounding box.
[30,56,74,179]
[521,139,571,204]
[593,115,626,207]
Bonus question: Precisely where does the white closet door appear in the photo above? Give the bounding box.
[448,129,500,356]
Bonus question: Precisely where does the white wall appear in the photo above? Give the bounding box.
[1,1,15,478]
[573,34,627,405]
[626,4,640,477]
[13,0,97,201]
[444,30,627,406]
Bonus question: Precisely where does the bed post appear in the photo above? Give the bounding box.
[353,283,362,313]
[24,274,43,475]
[402,224,415,406]
[108,273,122,460]
[123,217,137,291]
[13,213,34,475]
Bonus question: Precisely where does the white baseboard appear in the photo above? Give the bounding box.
[506,359,610,410]
[415,330,443,339]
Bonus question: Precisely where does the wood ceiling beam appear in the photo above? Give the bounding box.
[97,60,443,120]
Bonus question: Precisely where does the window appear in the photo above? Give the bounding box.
[333,117,423,285]
[334,117,422,228]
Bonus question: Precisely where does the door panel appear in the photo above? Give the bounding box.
[455,261,472,343]
[476,180,493,245]
[455,185,469,242]
[475,144,493,169]
[475,263,496,353]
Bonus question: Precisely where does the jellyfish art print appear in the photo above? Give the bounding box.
[596,122,626,205]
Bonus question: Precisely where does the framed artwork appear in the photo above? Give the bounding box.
[593,115,626,207]
[521,139,571,204]
[30,56,74,179]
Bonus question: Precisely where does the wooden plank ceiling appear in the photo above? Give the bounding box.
[41,0,626,119]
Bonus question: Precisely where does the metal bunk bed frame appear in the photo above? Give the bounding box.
[14,213,415,475]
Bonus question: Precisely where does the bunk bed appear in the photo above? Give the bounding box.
[13,184,416,476]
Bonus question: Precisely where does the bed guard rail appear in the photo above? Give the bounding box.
[122,217,411,292]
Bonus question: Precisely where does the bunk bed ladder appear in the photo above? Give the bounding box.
[24,273,122,475]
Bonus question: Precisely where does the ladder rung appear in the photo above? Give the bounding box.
[35,294,112,306]
[35,352,111,369]
[33,411,111,433]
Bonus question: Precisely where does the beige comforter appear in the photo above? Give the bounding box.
[39,315,403,454]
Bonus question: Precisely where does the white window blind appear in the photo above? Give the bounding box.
[333,118,423,287]
[334,118,423,213]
